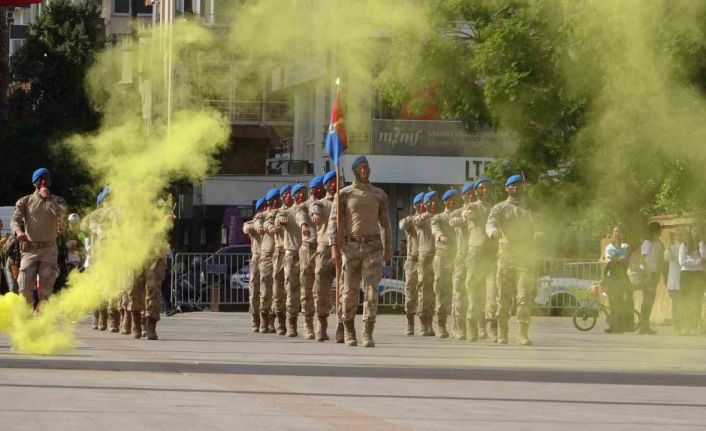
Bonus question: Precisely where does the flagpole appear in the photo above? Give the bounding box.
[334,78,342,318]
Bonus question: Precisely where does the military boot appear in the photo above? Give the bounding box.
[99,309,108,331]
[437,316,449,339]
[108,311,120,333]
[478,318,488,339]
[141,315,147,338]
[92,310,100,330]
[487,320,498,343]
[361,319,375,348]
[344,319,357,346]
[287,315,298,337]
[418,315,425,336]
[453,317,466,340]
[466,319,478,342]
[498,319,509,345]
[335,320,345,343]
[405,314,415,336]
[316,317,329,341]
[259,312,269,333]
[131,311,143,339]
[268,312,276,333]
[304,316,315,340]
[121,310,132,335]
[517,323,532,346]
[276,312,287,335]
[145,317,159,340]
[251,314,260,333]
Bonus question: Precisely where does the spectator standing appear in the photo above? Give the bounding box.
[664,229,685,334]
[600,226,631,334]
[678,225,706,336]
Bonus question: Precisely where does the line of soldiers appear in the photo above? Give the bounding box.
[243,156,390,347]
[81,187,170,340]
[400,174,539,346]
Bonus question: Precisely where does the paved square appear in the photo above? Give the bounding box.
[1,313,706,430]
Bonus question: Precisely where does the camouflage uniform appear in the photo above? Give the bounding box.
[310,193,336,341]
[129,254,167,339]
[450,206,469,339]
[486,196,536,345]
[243,219,262,331]
[329,181,390,347]
[11,191,67,305]
[414,213,436,335]
[81,207,109,330]
[431,208,457,338]
[463,199,497,342]
[265,208,287,334]
[296,197,317,339]
[276,203,304,337]
[399,214,419,334]
[254,212,274,333]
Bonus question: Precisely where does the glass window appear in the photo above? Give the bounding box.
[114,0,129,14]
[136,1,152,15]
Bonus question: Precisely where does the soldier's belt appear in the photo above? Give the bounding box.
[344,235,380,243]
[301,241,317,248]
[20,240,56,252]
[406,256,419,262]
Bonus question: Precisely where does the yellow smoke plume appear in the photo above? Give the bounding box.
[0,20,229,354]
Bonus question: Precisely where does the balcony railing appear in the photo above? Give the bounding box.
[203,100,293,125]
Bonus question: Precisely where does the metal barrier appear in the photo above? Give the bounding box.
[534,259,602,316]
[170,252,599,316]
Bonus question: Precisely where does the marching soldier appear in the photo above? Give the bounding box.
[463,177,497,342]
[255,188,279,333]
[277,183,307,337]
[399,192,424,335]
[296,176,325,339]
[329,156,391,348]
[11,168,67,307]
[82,192,109,330]
[430,189,458,338]
[243,197,266,332]
[486,174,538,346]
[414,192,437,336]
[449,182,475,339]
[265,186,287,335]
[310,171,338,342]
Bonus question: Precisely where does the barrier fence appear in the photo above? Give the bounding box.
[170,252,601,315]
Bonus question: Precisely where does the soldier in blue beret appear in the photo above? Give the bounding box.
[414,191,438,336]
[243,197,267,332]
[448,183,476,340]
[430,189,458,338]
[485,174,537,346]
[399,192,426,335]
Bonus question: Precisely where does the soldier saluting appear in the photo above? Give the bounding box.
[329,156,391,347]
[486,174,539,346]
[11,168,67,306]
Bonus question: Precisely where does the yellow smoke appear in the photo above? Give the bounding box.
[0,20,229,354]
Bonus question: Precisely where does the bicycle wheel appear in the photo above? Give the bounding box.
[625,309,641,333]
[573,307,598,331]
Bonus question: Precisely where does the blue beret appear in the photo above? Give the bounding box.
[323,171,337,184]
[461,182,475,195]
[291,183,305,196]
[308,176,323,188]
[266,188,280,201]
[32,168,50,183]
[255,198,265,211]
[279,184,292,195]
[442,189,456,201]
[505,174,523,187]
[412,192,425,206]
[474,176,491,189]
[423,191,437,204]
[351,155,368,171]
[96,191,104,205]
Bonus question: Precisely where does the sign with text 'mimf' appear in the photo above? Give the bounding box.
[371,119,516,157]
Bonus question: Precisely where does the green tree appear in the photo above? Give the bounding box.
[0,0,105,208]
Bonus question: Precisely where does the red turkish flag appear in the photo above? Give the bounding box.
[0,0,42,5]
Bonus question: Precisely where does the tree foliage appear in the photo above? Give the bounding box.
[0,0,104,208]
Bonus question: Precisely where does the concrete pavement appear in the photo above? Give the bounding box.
[1,313,706,430]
